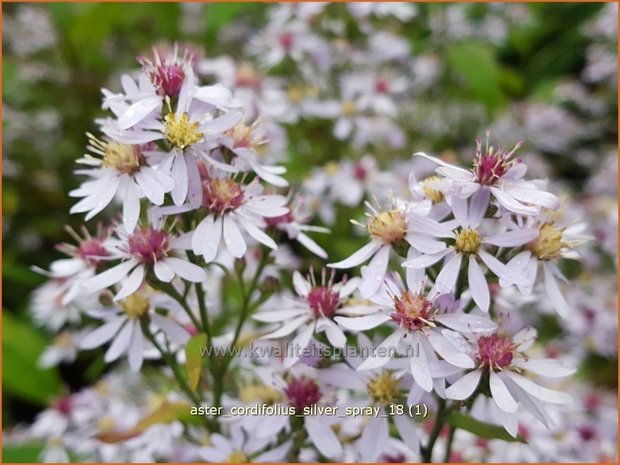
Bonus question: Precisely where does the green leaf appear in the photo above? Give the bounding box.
[446,412,525,443]
[447,41,506,110]
[185,333,207,391]
[3,442,45,463]
[3,312,62,405]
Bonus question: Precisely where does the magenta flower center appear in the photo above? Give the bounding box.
[353,163,367,180]
[279,32,294,50]
[306,286,340,318]
[151,62,185,99]
[476,334,516,371]
[202,178,245,215]
[374,79,389,93]
[391,291,434,330]
[472,135,522,186]
[284,377,321,413]
[77,238,109,266]
[127,227,170,264]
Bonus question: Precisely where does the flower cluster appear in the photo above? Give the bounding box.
[8,3,616,463]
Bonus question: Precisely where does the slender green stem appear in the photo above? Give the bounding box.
[152,281,203,331]
[422,397,446,462]
[194,282,211,340]
[443,425,456,462]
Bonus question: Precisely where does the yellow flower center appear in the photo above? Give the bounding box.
[341,100,356,116]
[325,161,340,175]
[421,176,444,203]
[53,331,74,348]
[164,112,204,149]
[225,451,248,463]
[239,384,283,404]
[455,228,481,255]
[367,371,400,405]
[120,293,150,319]
[367,209,407,244]
[97,416,116,433]
[102,141,143,174]
[529,223,565,260]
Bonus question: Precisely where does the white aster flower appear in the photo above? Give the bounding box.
[415,132,559,215]
[404,191,538,312]
[82,222,206,300]
[191,169,288,262]
[79,289,190,371]
[70,134,174,231]
[255,270,374,367]
[329,197,433,298]
[445,326,575,437]
[503,215,591,317]
[200,425,290,463]
[336,272,495,392]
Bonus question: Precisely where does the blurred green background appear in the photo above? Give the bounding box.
[2,3,616,460]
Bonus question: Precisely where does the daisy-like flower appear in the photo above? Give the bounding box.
[191,166,289,262]
[335,272,495,392]
[318,335,421,462]
[199,425,290,463]
[69,134,174,231]
[260,366,345,460]
[503,216,591,317]
[445,326,575,436]
[415,132,559,215]
[254,270,374,367]
[82,222,206,300]
[265,193,330,259]
[403,191,538,312]
[328,198,433,298]
[79,288,190,371]
[215,119,289,187]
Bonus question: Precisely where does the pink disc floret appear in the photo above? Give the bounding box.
[476,333,516,371]
[285,376,321,412]
[127,227,170,264]
[307,286,340,318]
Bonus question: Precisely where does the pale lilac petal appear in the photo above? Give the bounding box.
[237,214,277,250]
[451,196,469,228]
[468,257,489,313]
[82,259,137,293]
[489,186,537,215]
[201,111,243,134]
[432,252,461,296]
[328,240,381,269]
[151,313,190,345]
[304,415,342,460]
[334,313,391,331]
[484,228,538,247]
[223,215,246,258]
[503,182,559,210]
[410,333,433,392]
[296,232,328,259]
[122,180,141,232]
[435,313,497,333]
[170,154,188,206]
[154,260,175,282]
[393,414,420,455]
[406,234,447,254]
[402,248,450,269]
[317,364,366,390]
[513,358,576,377]
[127,320,144,371]
[118,96,161,129]
[324,322,346,348]
[192,215,221,262]
[359,245,390,298]
[490,371,519,413]
[357,327,405,370]
[292,271,311,297]
[261,315,307,339]
[114,264,145,301]
[284,324,314,368]
[505,372,573,404]
[80,316,126,349]
[478,250,511,282]
[358,415,388,462]
[414,152,473,181]
[468,188,490,228]
[104,320,133,362]
[513,326,537,351]
[164,257,207,282]
[445,369,482,400]
[427,330,474,368]
[407,213,455,238]
[543,262,569,317]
